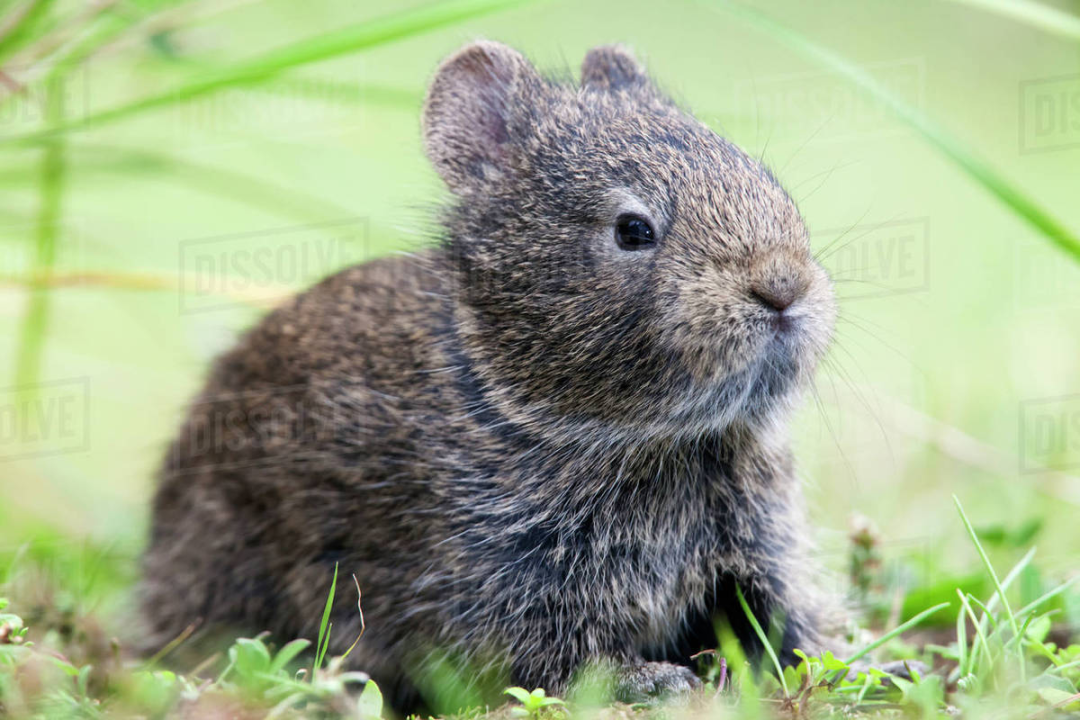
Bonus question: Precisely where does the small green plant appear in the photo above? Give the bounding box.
[218,634,376,717]
[728,496,1080,717]
[504,686,566,717]
[849,514,882,601]
[244,563,375,717]
[219,635,313,692]
[0,598,28,646]
[1,503,1078,718]
[943,495,1080,714]
[0,562,384,719]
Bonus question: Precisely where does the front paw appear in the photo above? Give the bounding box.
[615,661,701,703]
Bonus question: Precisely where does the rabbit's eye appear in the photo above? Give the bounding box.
[615,215,656,251]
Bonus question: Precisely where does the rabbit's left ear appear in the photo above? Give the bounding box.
[422,40,540,195]
[581,45,648,91]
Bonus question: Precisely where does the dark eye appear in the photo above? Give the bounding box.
[615,214,656,251]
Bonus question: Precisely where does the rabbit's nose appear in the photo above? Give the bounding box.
[751,284,796,312]
[750,276,806,312]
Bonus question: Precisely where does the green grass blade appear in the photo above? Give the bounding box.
[697,0,1080,263]
[966,594,1001,634]
[953,496,1020,636]
[153,66,423,111]
[1050,659,1080,673]
[955,600,968,678]
[0,0,185,120]
[0,0,540,147]
[0,0,57,62]
[13,74,65,388]
[734,584,788,696]
[67,144,360,226]
[962,546,1034,674]
[1014,576,1079,618]
[269,638,312,675]
[314,562,339,674]
[947,0,1080,40]
[956,590,989,678]
[843,602,950,666]
[252,78,421,111]
[0,0,269,125]
[1008,613,1039,652]
[316,622,333,670]
[991,547,1037,613]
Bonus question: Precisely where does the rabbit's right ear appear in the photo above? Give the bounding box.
[422,41,538,195]
[581,45,648,91]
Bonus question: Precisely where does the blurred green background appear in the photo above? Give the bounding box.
[0,0,1078,624]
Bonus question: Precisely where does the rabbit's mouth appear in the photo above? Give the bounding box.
[754,298,830,373]
[661,358,800,438]
[700,310,828,423]
[747,341,804,404]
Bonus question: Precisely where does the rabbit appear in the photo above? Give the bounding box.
[141,40,838,713]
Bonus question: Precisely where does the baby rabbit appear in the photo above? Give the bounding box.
[142,41,837,712]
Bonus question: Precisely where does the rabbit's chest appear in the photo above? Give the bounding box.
[576,479,763,640]
[564,506,723,625]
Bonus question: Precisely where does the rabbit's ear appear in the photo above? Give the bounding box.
[581,45,648,91]
[422,41,539,195]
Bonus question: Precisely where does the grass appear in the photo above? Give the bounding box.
[12,69,65,390]
[0,500,1077,718]
[0,0,539,148]
[699,0,1080,264]
[0,0,1078,717]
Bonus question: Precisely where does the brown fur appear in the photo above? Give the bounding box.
[141,42,837,713]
